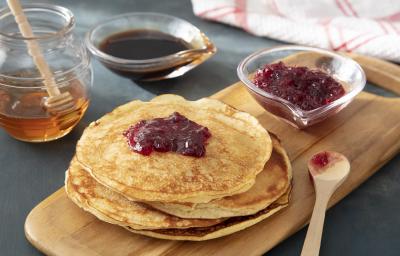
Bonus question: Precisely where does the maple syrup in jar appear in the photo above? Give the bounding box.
[0,4,92,142]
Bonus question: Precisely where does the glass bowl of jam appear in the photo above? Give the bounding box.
[237,46,366,128]
[85,12,216,81]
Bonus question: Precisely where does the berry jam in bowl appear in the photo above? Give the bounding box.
[237,46,366,128]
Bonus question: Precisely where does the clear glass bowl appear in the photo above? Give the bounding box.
[0,4,92,142]
[85,12,216,81]
[237,46,366,128]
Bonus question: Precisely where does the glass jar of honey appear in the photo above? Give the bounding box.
[0,4,92,142]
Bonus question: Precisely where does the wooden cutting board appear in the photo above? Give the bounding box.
[25,54,400,256]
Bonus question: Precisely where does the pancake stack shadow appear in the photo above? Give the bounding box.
[65,94,293,241]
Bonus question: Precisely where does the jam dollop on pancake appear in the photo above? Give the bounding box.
[123,112,211,157]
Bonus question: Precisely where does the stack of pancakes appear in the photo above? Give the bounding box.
[66,95,292,241]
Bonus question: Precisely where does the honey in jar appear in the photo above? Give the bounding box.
[0,4,92,142]
[0,76,90,142]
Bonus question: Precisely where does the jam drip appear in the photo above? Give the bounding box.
[123,112,211,157]
[253,62,345,111]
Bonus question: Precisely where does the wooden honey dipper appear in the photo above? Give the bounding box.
[7,0,75,115]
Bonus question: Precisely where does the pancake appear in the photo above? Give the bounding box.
[147,134,292,218]
[65,158,225,230]
[76,95,272,203]
[126,186,291,241]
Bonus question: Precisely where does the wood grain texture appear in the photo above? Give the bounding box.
[25,57,400,256]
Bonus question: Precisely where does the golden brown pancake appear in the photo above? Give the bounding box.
[126,186,291,241]
[65,158,225,230]
[76,95,272,203]
[147,134,292,218]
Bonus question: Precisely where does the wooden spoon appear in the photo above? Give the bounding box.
[7,0,75,115]
[301,151,350,256]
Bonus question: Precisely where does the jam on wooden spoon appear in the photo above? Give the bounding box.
[301,151,350,256]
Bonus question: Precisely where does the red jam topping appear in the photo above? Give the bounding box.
[311,152,330,168]
[253,62,345,111]
[123,112,211,157]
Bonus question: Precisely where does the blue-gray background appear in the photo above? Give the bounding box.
[0,0,399,255]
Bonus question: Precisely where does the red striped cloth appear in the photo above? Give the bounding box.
[192,0,400,62]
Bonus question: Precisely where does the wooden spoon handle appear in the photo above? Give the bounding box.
[6,0,60,97]
[300,193,330,256]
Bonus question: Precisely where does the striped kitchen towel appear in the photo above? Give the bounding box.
[191,0,400,62]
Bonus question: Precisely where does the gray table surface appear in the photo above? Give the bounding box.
[1,0,399,255]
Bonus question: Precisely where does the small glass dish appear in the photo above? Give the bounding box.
[85,12,216,81]
[237,45,366,128]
